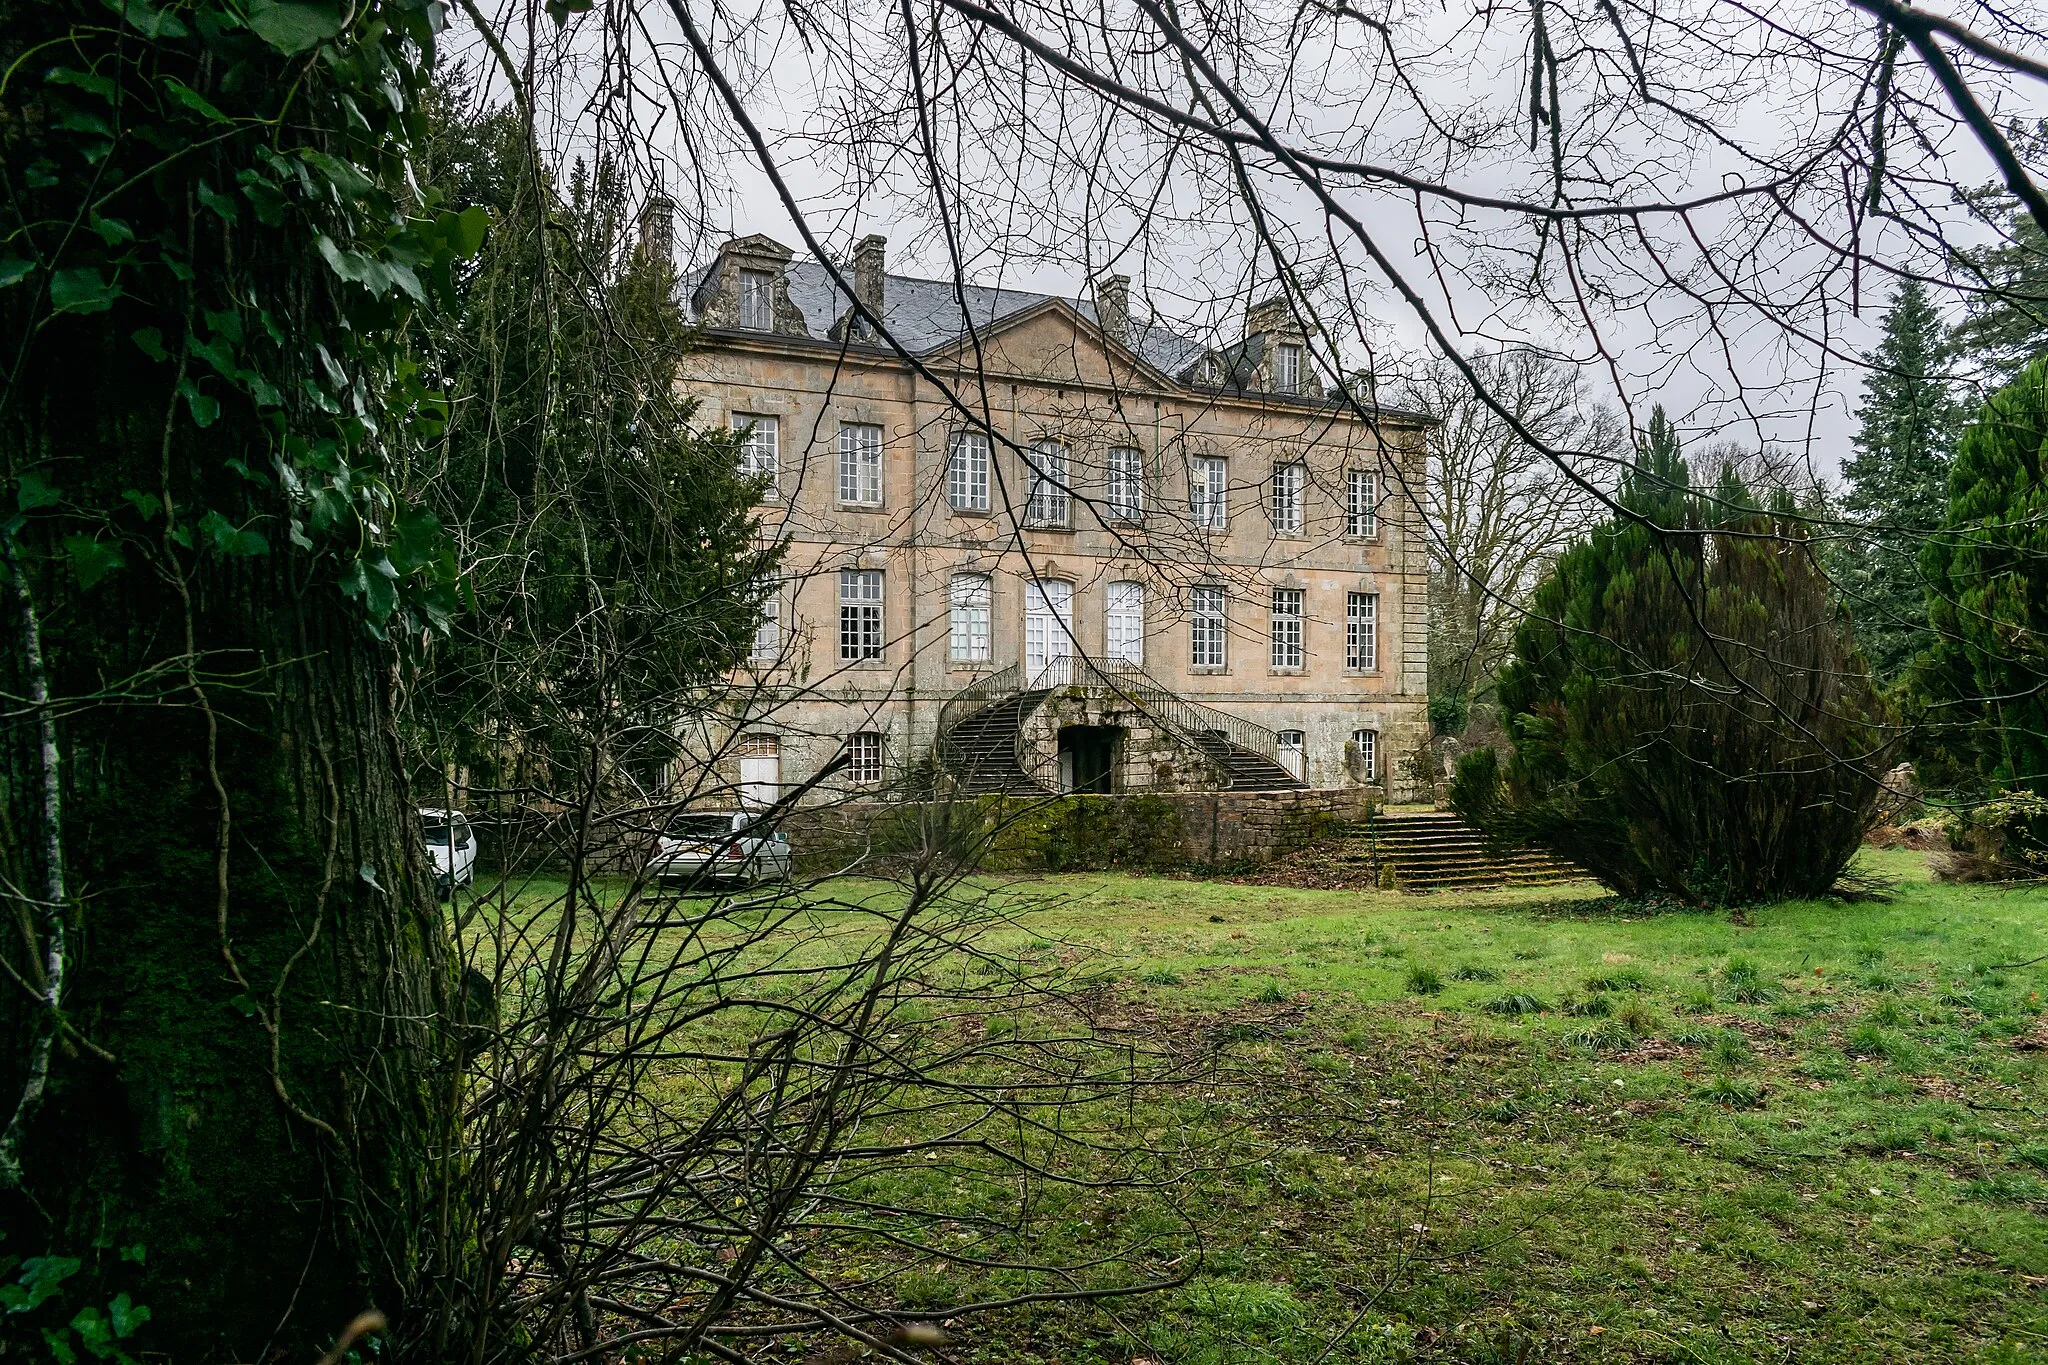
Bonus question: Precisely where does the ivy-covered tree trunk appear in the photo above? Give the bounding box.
[1,0,465,1357]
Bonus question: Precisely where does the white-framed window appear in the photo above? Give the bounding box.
[948,572,992,663]
[1346,591,1379,671]
[839,569,884,661]
[735,414,778,489]
[1105,580,1145,663]
[1274,342,1303,395]
[1270,588,1305,669]
[1347,469,1379,539]
[1026,438,1070,526]
[844,731,884,785]
[1351,727,1379,781]
[838,423,883,506]
[750,588,780,665]
[739,268,775,331]
[1270,462,1305,534]
[1107,446,1145,520]
[1190,585,1227,668]
[1190,456,1228,529]
[948,430,991,511]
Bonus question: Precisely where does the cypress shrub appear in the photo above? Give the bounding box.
[1452,414,1890,904]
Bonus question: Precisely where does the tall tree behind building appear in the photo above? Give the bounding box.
[1837,280,1966,683]
[1397,349,1620,735]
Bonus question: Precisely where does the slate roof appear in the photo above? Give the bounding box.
[689,255,1209,378]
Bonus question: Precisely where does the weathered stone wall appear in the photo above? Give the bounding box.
[779,786,1373,873]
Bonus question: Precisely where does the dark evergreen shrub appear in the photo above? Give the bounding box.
[1452,411,1890,904]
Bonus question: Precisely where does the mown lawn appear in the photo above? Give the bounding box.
[867,850,2048,1364]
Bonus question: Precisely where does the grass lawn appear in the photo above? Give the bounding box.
[860,849,2048,1364]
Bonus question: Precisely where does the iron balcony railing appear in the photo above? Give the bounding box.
[1088,658,1288,780]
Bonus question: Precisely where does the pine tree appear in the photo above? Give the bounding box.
[1837,280,1965,682]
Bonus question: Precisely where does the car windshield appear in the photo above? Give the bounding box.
[668,815,739,839]
[420,816,468,846]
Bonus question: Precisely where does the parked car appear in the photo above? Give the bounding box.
[420,808,477,896]
[651,811,791,888]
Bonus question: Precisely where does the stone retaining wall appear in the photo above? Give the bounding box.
[781,786,1376,873]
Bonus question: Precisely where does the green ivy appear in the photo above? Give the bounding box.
[2,0,482,641]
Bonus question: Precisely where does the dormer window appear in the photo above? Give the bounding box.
[739,268,775,331]
[1274,342,1303,394]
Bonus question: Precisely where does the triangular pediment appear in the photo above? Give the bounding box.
[917,297,1179,391]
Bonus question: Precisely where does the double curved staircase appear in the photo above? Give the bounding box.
[933,660,1305,795]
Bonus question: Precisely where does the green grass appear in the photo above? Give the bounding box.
[847,849,2048,1363]
[475,850,2048,1362]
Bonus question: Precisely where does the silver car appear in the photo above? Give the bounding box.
[651,811,792,888]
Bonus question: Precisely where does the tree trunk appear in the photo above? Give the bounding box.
[1,352,452,1361]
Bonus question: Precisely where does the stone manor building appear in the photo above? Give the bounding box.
[676,232,1431,804]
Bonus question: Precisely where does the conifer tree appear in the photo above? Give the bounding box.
[1454,406,1889,905]
[1837,280,1965,683]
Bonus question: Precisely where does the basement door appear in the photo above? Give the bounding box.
[738,734,780,808]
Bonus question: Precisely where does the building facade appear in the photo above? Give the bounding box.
[676,232,1431,804]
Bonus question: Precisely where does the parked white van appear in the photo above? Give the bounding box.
[420,808,477,896]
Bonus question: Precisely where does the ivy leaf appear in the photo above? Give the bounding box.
[122,489,163,521]
[5,1256,82,1314]
[131,327,168,361]
[161,77,229,124]
[87,214,134,246]
[390,506,445,572]
[103,0,189,38]
[16,472,61,511]
[195,180,240,223]
[0,258,33,290]
[107,1294,148,1339]
[299,150,375,199]
[47,67,119,102]
[64,535,126,589]
[40,1328,78,1365]
[246,0,346,53]
[198,511,267,558]
[48,268,119,314]
[237,173,289,228]
[176,380,218,428]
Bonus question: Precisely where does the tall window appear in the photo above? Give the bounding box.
[1190,585,1226,668]
[750,589,780,665]
[948,431,990,510]
[739,268,774,330]
[1270,588,1305,669]
[1274,342,1303,394]
[1270,463,1305,534]
[735,414,778,488]
[1351,728,1379,781]
[1190,457,1228,529]
[839,569,884,660]
[844,732,884,785]
[1346,591,1379,671]
[948,573,992,663]
[1026,438,1070,526]
[1347,469,1379,538]
[1105,581,1145,663]
[838,423,883,505]
[1107,446,1145,520]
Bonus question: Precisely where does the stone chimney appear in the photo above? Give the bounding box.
[853,234,886,318]
[1243,293,1296,343]
[637,192,675,266]
[1093,273,1130,343]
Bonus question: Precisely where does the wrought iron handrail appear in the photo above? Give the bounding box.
[1087,658,1286,776]
[931,655,1286,793]
[933,662,1026,784]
